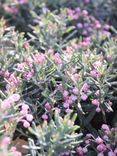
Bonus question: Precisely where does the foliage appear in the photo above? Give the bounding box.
[0,0,117,156]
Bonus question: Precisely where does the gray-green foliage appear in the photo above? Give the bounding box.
[23,111,82,156]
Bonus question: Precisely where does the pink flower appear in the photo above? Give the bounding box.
[4,6,18,15]
[67,98,73,105]
[81,83,90,93]
[84,0,90,4]
[17,63,25,70]
[82,10,88,16]
[81,94,88,101]
[77,23,83,29]
[18,0,28,4]
[4,70,10,78]
[103,135,108,141]
[104,24,110,30]
[108,151,116,156]
[11,147,17,152]
[25,72,34,80]
[106,54,111,62]
[96,107,101,112]
[12,151,22,156]
[45,102,52,112]
[70,94,77,101]
[11,147,22,156]
[101,124,110,131]
[92,99,99,106]
[54,53,62,64]
[82,147,88,153]
[21,104,29,110]
[2,137,11,145]
[97,144,106,152]
[96,137,103,144]
[26,114,33,122]
[34,53,45,65]
[72,87,79,95]
[1,99,11,109]
[9,94,20,102]
[63,102,69,108]
[97,153,104,156]
[93,61,102,69]
[42,113,48,120]
[63,90,69,98]
[90,70,99,78]
[114,148,117,154]
[23,120,30,128]
[21,109,28,115]
[76,146,84,156]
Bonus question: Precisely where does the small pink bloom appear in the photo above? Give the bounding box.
[82,10,88,16]
[67,98,73,105]
[84,0,90,4]
[34,53,45,65]
[81,94,88,101]
[54,53,62,64]
[106,54,111,62]
[96,23,101,29]
[114,148,117,154]
[23,120,30,128]
[4,6,18,15]
[9,94,20,102]
[70,94,77,101]
[85,140,90,144]
[12,151,22,156]
[72,87,79,95]
[96,107,101,112]
[82,30,87,35]
[92,99,100,106]
[96,137,103,144]
[97,153,104,156]
[77,23,83,29]
[83,147,88,153]
[26,114,33,122]
[76,146,84,156]
[93,61,102,69]
[42,113,48,120]
[103,135,108,141]
[97,144,106,152]
[26,72,34,80]
[21,109,28,115]
[11,146,17,152]
[104,24,110,30]
[1,99,11,109]
[2,137,11,145]
[17,63,25,70]
[63,102,69,108]
[63,90,69,98]
[4,70,10,78]
[18,0,28,4]
[21,104,29,110]
[101,124,110,131]
[45,102,52,112]
[81,83,90,93]
[108,151,116,156]
[90,70,99,78]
